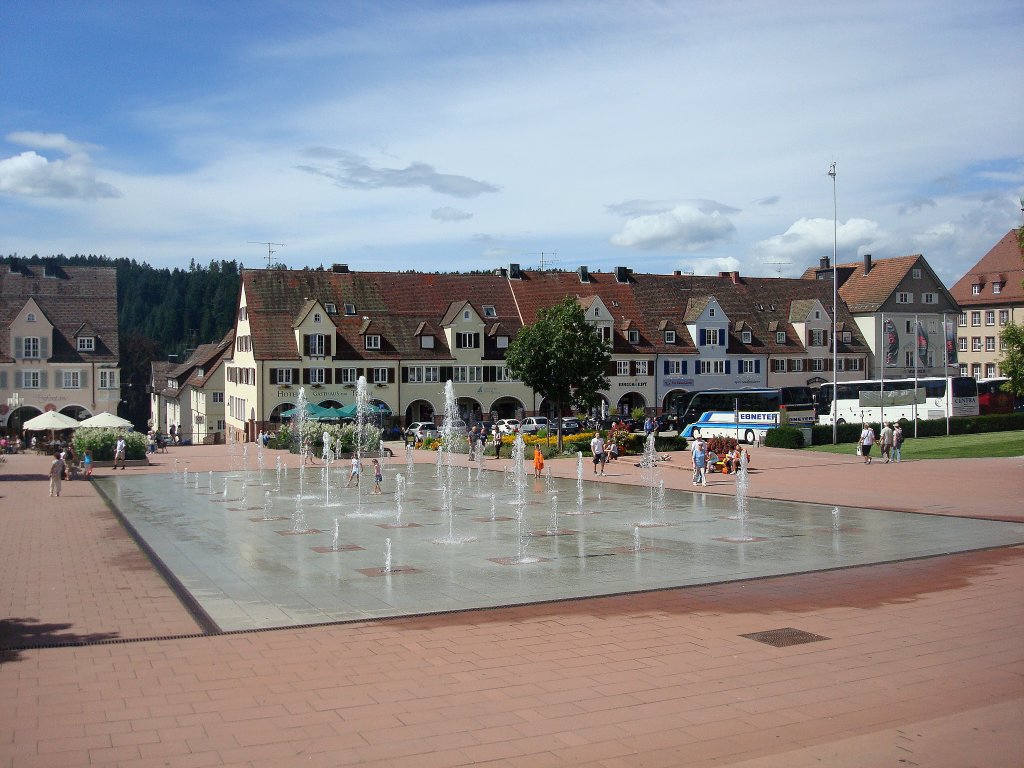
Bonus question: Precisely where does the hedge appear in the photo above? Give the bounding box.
[763,425,805,449]
[811,412,1024,445]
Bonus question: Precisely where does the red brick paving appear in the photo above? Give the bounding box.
[0,443,1022,767]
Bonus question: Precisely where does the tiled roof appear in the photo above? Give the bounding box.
[801,254,923,313]
[0,263,118,363]
[949,229,1024,307]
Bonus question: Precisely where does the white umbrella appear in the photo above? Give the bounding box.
[78,412,133,429]
[23,411,81,431]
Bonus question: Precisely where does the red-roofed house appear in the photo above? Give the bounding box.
[948,230,1023,379]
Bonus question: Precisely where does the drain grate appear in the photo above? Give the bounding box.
[740,627,830,647]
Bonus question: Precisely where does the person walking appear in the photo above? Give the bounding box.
[83,449,93,479]
[114,435,127,470]
[590,433,606,475]
[533,445,545,478]
[370,458,383,494]
[492,427,502,459]
[893,424,904,463]
[48,451,65,497]
[345,454,362,487]
[880,421,894,463]
[858,423,876,465]
[691,437,708,486]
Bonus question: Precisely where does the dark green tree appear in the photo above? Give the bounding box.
[504,296,611,451]
[998,322,1024,398]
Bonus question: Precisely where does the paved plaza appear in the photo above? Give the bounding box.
[1,442,1022,767]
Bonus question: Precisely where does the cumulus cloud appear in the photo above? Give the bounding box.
[0,131,121,200]
[297,148,499,198]
[754,217,883,266]
[431,206,473,222]
[609,201,737,252]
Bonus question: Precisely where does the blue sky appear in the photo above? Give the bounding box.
[2,0,1022,286]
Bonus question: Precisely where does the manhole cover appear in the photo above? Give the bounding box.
[740,627,830,647]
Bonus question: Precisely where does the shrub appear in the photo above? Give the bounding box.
[73,428,147,461]
[763,425,804,449]
[654,435,688,452]
[706,436,738,456]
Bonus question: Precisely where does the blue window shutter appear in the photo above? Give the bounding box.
[699,329,706,346]
[720,332,726,347]
[755,360,761,374]
[681,361,687,374]
[13,337,22,359]
[663,360,669,374]
[725,361,731,374]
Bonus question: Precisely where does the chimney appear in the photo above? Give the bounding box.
[494,267,507,277]
[508,263,522,280]
[673,270,682,276]
[331,263,349,273]
[730,270,740,284]
[577,265,590,283]
[863,254,872,274]
[819,256,830,269]
[614,266,631,283]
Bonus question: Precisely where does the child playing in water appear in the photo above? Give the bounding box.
[371,459,383,494]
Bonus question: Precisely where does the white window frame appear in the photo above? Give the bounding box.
[456,332,477,349]
[62,370,81,388]
[99,370,118,390]
[468,366,483,383]
[912,268,922,279]
[373,367,388,384]
[483,305,496,318]
[985,363,997,378]
[971,284,980,295]
[741,330,752,344]
[985,310,995,326]
[972,337,982,352]
[776,331,786,344]
[971,312,981,327]
[616,360,629,376]
[847,358,862,371]
[424,366,439,383]
[213,392,224,403]
[665,330,676,344]
[704,328,721,346]
[23,337,40,358]
[309,368,326,385]
[999,310,1009,325]
[309,334,325,356]
[958,337,967,352]
[420,335,435,349]
[993,282,1001,295]
[896,292,912,304]
[635,360,649,376]
[811,359,825,372]
[23,370,41,388]
[407,367,424,383]
[453,366,468,383]
[666,360,681,375]
[496,335,509,349]
[364,335,381,350]
[959,313,967,327]
[77,336,95,351]
[810,329,825,346]
[836,358,845,372]
[700,359,725,375]
[740,359,756,374]
[922,292,937,304]
[985,337,996,352]
[790,358,804,372]
[772,358,786,373]
[341,368,357,384]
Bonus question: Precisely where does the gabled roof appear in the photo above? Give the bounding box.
[949,229,1024,307]
[802,254,923,313]
[0,263,118,363]
[788,299,819,322]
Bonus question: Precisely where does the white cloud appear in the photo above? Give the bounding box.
[610,203,736,252]
[754,218,884,266]
[432,206,473,222]
[0,132,120,200]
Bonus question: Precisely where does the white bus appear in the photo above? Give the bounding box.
[677,387,816,444]
[815,376,979,426]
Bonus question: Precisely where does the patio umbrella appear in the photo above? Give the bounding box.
[280,403,339,421]
[78,412,134,429]
[337,403,384,418]
[23,411,81,431]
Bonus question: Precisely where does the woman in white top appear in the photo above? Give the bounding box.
[858,424,876,465]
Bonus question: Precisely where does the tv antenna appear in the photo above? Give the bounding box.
[248,241,285,268]
[525,250,558,270]
[762,258,791,277]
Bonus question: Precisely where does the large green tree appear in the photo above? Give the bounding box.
[504,296,611,450]
[1000,322,1024,398]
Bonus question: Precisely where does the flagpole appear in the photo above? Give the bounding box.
[943,312,950,436]
[913,313,919,438]
[829,162,838,445]
[880,310,885,427]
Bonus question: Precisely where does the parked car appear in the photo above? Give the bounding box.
[560,417,581,434]
[496,418,520,434]
[519,416,549,434]
[407,421,439,441]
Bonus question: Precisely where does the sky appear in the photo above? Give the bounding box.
[2,0,1023,287]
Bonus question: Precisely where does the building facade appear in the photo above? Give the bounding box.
[1,262,120,435]
[948,229,1024,380]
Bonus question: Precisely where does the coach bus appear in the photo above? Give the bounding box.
[976,378,1014,415]
[677,387,816,443]
[815,376,978,426]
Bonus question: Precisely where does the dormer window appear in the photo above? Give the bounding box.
[664,330,676,344]
[912,268,922,279]
[483,305,496,318]
[325,303,337,314]
[993,282,1001,295]
[971,284,980,295]
[308,334,326,356]
[420,335,435,349]
[463,310,471,321]
[776,331,786,344]
[814,310,821,320]
[26,312,36,323]
[742,331,752,344]
[365,335,381,350]
[628,329,639,344]
[709,307,716,317]
[496,335,509,349]
[344,303,356,315]
[313,312,322,323]
[77,336,95,351]
[593,307,600,317]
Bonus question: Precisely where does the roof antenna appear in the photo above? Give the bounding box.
[762,257,791,277]
[248,241,285,268]
[524,250,559,270]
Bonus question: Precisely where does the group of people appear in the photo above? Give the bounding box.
[586,433,621,475]
[857,421,904,465]
[48,445,96,496]
[344,455,384,493]
[690,437,751,486]
[0,436,24,454]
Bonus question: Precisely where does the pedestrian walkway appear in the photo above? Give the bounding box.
[1,444,1021,767]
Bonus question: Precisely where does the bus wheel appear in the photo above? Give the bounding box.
[743,429,755,445]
